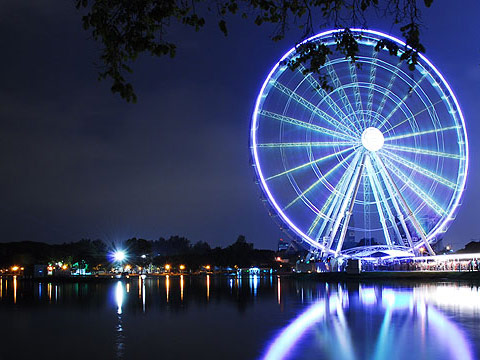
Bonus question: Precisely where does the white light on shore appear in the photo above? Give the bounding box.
[113,250,126,262]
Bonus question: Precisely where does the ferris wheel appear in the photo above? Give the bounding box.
[250,29,468,258]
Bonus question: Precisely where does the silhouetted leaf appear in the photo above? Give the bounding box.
[219,20,228,36]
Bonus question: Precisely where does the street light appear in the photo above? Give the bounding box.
[165,264,171,272]
[179,265,185,271]
[113,250,126,262]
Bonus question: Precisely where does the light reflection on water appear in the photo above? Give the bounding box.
[0,275,479,360]
[165,274,169,302]
[207,274,210,301]
[13,276,16,304]
[115,281,125,359]
[263,285,474,360]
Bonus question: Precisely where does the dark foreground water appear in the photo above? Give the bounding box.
[1,275,479,360]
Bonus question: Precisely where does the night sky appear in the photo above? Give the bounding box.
[0,1,478,250]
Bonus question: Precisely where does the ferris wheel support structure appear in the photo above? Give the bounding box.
[375,154,435,255]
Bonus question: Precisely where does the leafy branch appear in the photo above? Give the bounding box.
[76,0,434,102]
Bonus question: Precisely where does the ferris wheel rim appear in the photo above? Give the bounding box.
[251,28,468,255]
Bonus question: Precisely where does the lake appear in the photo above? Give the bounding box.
[1,275,479,360]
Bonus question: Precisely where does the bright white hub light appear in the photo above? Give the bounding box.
[361,127,384,152]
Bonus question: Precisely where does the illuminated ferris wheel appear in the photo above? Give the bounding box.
[251,29,468,258]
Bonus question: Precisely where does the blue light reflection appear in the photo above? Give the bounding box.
[262,286,474,360]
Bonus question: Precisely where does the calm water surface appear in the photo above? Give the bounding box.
[1,275,479,360]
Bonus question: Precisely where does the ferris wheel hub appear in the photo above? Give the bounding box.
[361,127,384,152]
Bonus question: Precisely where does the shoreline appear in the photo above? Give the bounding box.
[3,270,480,283]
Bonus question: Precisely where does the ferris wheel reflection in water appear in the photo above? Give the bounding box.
[262,284,474,360]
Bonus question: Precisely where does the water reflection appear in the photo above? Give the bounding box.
[250,274,259,296]
[165,275,170,302]
[263,285,474,360]
[277,276,281,304]
[207,275,210,301]
[141,275,146,312]
[13,276,16,304]
[115,281,124,315]
[138,276,142,298]
[180,275,184,301]
[0,275,479,360]
[115,281,125,359]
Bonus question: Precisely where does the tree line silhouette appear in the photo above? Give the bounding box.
[0,235,276,270]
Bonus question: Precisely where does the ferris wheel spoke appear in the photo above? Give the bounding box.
[333,154,366,255]
[374,154,435,255]
[257,141,355,148]
[270,81,359,138]
[284,151,357,210]
[384,125,461,142]
[324,58,363,135]
[370,66,401,126]
[382,149,457,190]
[297,64,352,125]
[307,153,360,239]
[349,61,366,128]
[371,153,416,251]
[381,98,445,135]
[320,152,364,252]
[380,156,447,216]
[383,144,462,160]
[258,110,356,141]
[266,146,356,181]
[365,156,393,247]
[368,156,406,247]
[365,50,378,126]
[363,173,371,243]
[317,153,363,249]
[376,74,427,129]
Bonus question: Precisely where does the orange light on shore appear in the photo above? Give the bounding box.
[179,265,186,270]
[205,265,211,270]
[165,264,171,271]
[62,264,68,270]
[11,266,19,272]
